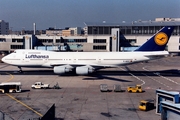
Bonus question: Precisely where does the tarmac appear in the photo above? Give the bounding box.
[0,56,180,120]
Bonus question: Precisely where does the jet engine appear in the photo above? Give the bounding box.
[54,66,72,74]
[76,66,94,75]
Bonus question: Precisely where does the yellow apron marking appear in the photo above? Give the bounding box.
[3,73,43,117]
[4,72,14,82]
[6,93,43,117]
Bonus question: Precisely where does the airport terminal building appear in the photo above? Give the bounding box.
[0,18,180,55]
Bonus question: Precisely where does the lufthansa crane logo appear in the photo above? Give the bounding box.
[155,32,168,46]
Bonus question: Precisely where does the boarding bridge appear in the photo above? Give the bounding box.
[156,89,180,114]
[161,101,180,120]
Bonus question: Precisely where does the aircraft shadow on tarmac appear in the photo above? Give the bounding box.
[0,69,179,77]
[82,74,132,82]
[0,69,179,83]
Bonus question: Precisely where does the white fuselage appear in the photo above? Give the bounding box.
[2,49,168,68]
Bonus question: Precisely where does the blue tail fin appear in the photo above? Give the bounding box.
[135,26,174,51]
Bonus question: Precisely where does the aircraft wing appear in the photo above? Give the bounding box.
[50,63,114,69]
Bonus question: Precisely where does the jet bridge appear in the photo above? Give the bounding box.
[156,89,180,114]
[161,101,180,120]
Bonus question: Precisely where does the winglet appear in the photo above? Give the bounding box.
[135,26,174,51]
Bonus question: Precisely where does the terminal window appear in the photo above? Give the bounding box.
[0,38,6,42]
[40,39,53,43]
[56,39,87,43]
[93,39,106,43]
[127,39,137,44]
[11,45,23,49]
[93,45,106,50]
[12,39,23,42]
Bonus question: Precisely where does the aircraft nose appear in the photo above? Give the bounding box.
[1,57,5,63]
[1,56,8,63]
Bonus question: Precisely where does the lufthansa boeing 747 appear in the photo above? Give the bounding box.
[1,26,174,75]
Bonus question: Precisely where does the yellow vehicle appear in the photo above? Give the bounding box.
[127,84,142,93]
[139,100,154,111]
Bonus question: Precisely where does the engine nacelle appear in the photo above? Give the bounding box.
[54,66,72,74]
[76,66,94,75]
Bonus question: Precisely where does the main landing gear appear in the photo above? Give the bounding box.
[18,66,23,73]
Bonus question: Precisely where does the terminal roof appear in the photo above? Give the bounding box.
[84,21,180,27]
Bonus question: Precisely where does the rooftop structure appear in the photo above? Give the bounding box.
[0,20,9,35]
[84,20,180,36]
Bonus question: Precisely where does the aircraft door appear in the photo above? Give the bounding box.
[21,51,29,63]
[43,57,48,63]
[97,57,102,64]
[73,56,76,63]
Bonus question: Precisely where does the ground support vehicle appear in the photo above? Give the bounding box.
[100,84,108,92]
[0,82,22,93]
[139,100,155,111]
[31,82,50,89]
[127,84,142,93]
[53,82,61,89]
[113,84,124,92]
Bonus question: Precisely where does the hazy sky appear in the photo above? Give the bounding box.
[1,0,180,30]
